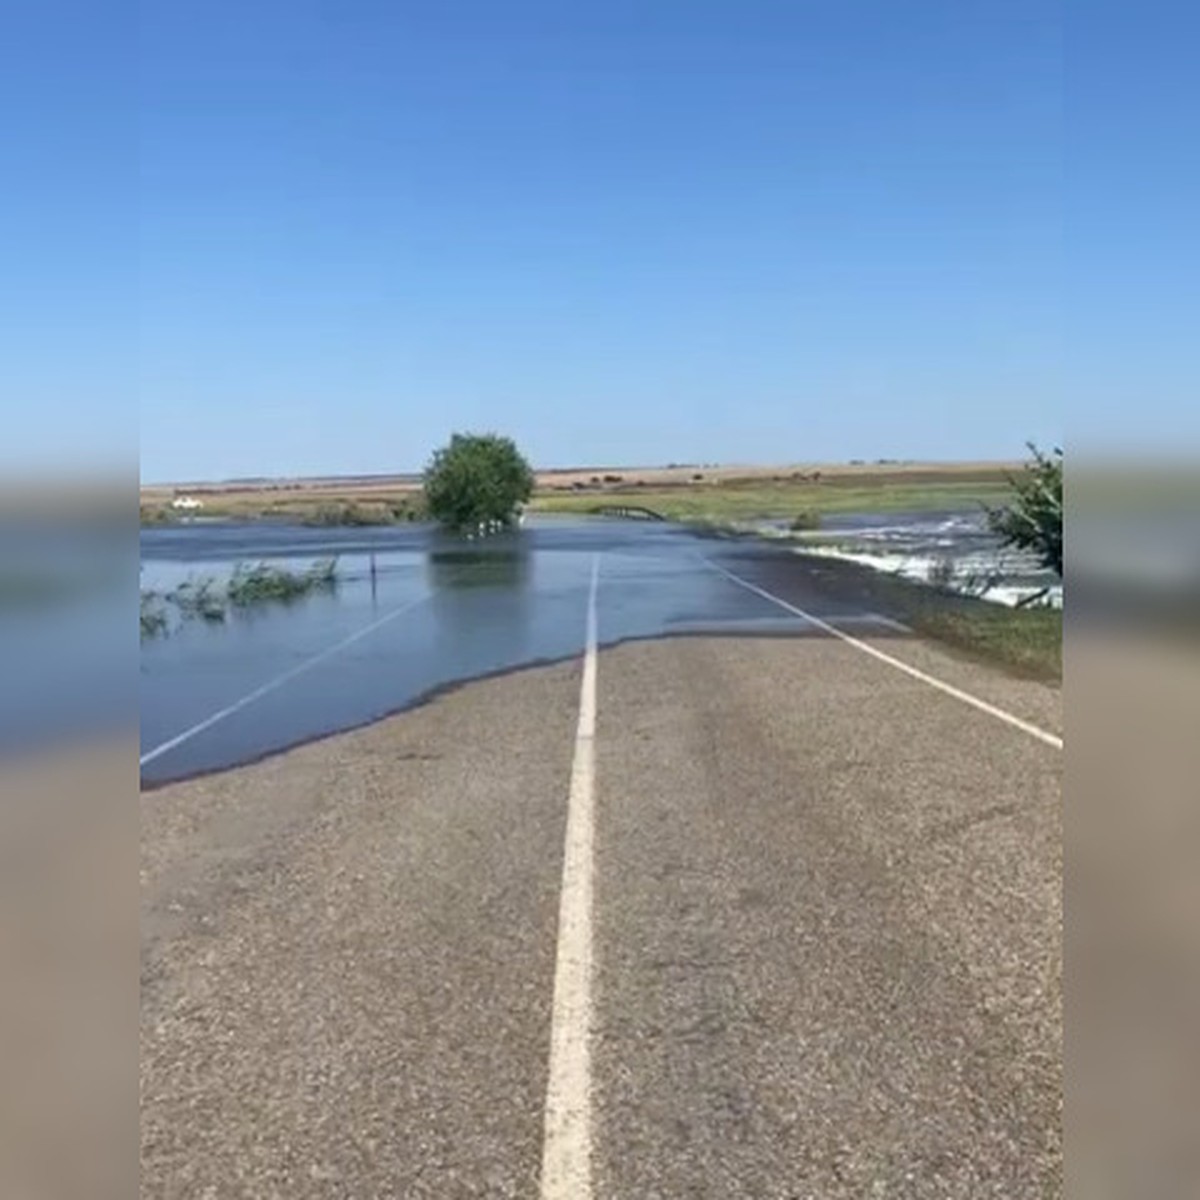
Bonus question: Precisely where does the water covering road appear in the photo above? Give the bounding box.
[139,516,905,784]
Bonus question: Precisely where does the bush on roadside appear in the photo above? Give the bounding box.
[987,443,1063,577]
[388,498,425,522]
[789,510,821,531]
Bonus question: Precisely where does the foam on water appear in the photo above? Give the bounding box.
[760,508,1062,608]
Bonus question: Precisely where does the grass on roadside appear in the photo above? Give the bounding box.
[301,499,425,526]
[138,497,428,526]
[772,547,1062,681]
[531,478,1009,522]
[139,492,428,526]
[789,510,822,531]
[907,603,1061,680]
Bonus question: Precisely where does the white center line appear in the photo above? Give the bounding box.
[139,592,430,768]
[704,557,1063,750]
[541,552,600,1199]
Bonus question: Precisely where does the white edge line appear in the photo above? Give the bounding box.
[704,558,1063,750]
[139,592,429,768]
[541,552,600,1199]
[866,612,913,634]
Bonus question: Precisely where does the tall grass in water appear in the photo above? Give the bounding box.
[227,558,338,606]
[171,577,227,622]
[140,558,339,638]
[140,592,168,638]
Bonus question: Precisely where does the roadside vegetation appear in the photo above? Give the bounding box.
[424,432,534,533]
[789,510,822,531]
[777,446,1064,679]
[140,496,426,526]
[140,558,339,639]
[140,504,177,526]
[986,443,1063,603]
[302,499,424,526]
[908,604,1061,680]
[530,472,1010,523]
[777,554,1063,681]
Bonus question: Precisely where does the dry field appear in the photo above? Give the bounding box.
[142,460,1015,513]
[534,460,1016,489]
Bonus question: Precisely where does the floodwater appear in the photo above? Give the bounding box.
[758,509,1061,606]
[139,516,904,785]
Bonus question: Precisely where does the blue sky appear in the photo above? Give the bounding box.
[4,2,1195,480]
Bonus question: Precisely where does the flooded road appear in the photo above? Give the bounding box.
[140,516,904,784]
[749,509,1060,607]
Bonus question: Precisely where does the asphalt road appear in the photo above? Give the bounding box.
[141,550,1061,1198]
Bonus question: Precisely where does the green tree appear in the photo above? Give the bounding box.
[423,432,535,532]
[988,443,1063,578]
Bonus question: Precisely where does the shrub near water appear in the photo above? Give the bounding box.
[987,444,1063,577]
[789,510,821,531]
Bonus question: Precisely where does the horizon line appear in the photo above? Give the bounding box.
[140,456,1019,490]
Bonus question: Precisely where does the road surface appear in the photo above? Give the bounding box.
[141,544,1061,1197]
